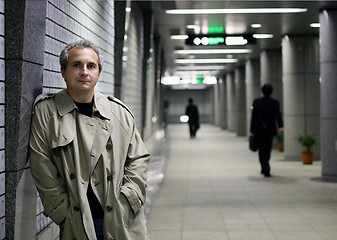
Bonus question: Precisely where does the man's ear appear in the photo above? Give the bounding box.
[61,68,66,80]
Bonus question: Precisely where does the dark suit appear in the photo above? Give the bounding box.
[250,96,283,176]
[186,103,200,138]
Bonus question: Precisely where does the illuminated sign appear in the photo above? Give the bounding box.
[186,34,256,46]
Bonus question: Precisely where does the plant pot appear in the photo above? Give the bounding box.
[301,152,314,164]
[278,143,284,152]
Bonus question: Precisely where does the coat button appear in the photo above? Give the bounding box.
[70,173,76,179]
[106,143,113,150]
[73,206,80,212]
[106,206,112,212]
[107,175,112,181]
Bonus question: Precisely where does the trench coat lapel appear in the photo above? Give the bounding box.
[90,93,113,174]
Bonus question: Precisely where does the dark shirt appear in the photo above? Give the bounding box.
[75,100,104,219]
[250,96,283,136]
[185,104,199,123]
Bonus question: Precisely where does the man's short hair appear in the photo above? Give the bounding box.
[261,83,273,96]
[59,39,103,71]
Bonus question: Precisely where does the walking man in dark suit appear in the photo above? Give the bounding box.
[250,84,283,177]
[185,98,200,138]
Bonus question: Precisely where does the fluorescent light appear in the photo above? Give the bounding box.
[310,23,320,28]
[203,76,217,84]
[251,23,262,28]
[253,34,274,39]
[186,25,197,29]
[226,36,248,45]
[175,59,238,64]
[170,35,188,40]
[171,84,207,90]
[174,49,252,54]
[176,66,226,70]
[161,76,180,85]
[175,70,218,75]
[166,8,307,15]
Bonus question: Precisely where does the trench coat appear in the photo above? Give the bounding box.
[29,89,150,240]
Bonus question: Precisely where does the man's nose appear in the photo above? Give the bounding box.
[80,65,89,75]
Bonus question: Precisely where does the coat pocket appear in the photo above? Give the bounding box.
[118,191,135,227]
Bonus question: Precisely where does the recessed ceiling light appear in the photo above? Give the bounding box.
[253,34,274,39]
[166,8,307,15]
[226,37,248,45]
[186,25,197,29]
[310,23,320,28]
[251,23,262,28]
[170,35,189,40]
[176,66,226,70]
[174,49,252,54]
[175,59,238,64]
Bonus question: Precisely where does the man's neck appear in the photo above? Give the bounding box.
[67,89,94,103]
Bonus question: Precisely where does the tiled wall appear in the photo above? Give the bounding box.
[0,1,4,239]
[43,0,115,95]
[121,2,144,129]
[37,0,115,237]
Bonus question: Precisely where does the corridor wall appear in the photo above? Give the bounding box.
[0,1,4,239]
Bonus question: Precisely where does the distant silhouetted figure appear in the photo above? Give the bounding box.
[250,84,283,177]
[185,98,200,138]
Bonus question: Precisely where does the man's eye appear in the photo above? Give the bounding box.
[88,64,96,69]
[73,63,81,67]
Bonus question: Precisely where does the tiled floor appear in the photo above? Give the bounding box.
[146,124,337,240]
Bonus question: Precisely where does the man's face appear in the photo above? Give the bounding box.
[61,47,101,96]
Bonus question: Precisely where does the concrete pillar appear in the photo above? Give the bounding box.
[213,82,220,126]
[226,72,236,132]
[114,1,127,99]
[235,66,246,136]
[282,35,320,161]
[219,77,227,129]
[245,59,261,136]
[260,50,283,107]
[5,1,46,239]
[320,9,337,180]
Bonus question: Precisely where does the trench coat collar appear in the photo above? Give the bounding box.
[55,89,111,120]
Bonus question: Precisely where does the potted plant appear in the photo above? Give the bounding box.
[276,129,284,152]
[297,133,316,164]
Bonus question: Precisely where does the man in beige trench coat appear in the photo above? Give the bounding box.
[29,40,150,240]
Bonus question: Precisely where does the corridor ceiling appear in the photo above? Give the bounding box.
[147,1,337,84]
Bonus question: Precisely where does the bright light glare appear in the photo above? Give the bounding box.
[174,49,252,54]
[251,23,262,28]
[177,66,226,70]
[253,34,274,39]
[226,36,248,45]
[203,76,217,84]
[310,23,320,28]
[180,115,189,123]
[175,59,238,64]
[166,8,307,14]
[161,76,180,85]
[170,35,189,40]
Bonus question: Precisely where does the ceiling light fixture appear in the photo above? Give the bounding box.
[176,66,226,70]
[174,49,252,54]
[186,25,197,29]
[253,34,274,39]
[310,23,320,28]
[251,23,262,28]
[170,35,189,40]
[175,59,238,64]
[226,36,248,45]
[166,8,307,15]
